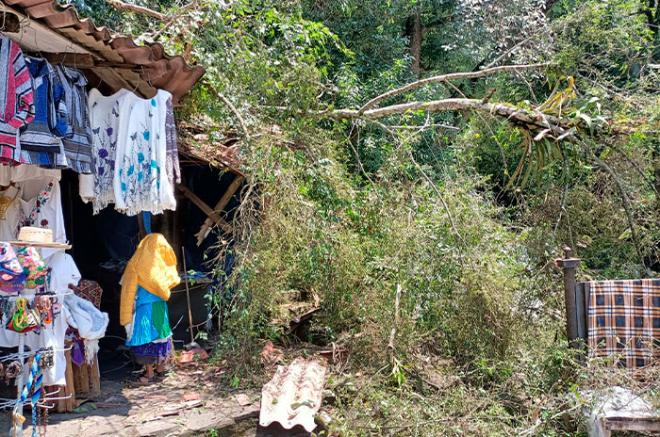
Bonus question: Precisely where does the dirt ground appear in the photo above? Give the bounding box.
[1,367,270,437]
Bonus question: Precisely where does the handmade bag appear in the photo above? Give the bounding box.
[0,243,26,294]
[15,246,48,289]
[6,297,40,333]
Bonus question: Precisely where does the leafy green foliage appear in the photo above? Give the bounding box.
[85,0,658,433]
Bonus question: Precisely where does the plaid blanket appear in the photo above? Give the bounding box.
[588,279,659,368]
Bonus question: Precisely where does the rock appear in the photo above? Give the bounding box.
[136,420,177,436]
[186,411,234,432]
[234,393,252,406]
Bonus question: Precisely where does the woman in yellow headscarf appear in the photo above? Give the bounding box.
[120,233,180,382]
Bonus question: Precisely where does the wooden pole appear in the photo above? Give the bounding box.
[556,246,581,349]
[181,246,195,345]
[88,357,101,399]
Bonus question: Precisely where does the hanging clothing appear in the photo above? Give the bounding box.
[113,90,176,216]
[0,185,23,241]
[164,95,181,186]
[588,279,659,368]
[0,36,35,163]
[88,88,129,214]
[18,58,68,168]
[126,286,173,366]
[78,173,95,203]
[119,233,180,326]
[17,176,67,260]
[126,286,172,347]
[0,167,62,242]
[0,164,61,185]
[56,66,94,174]
[64,293,109,365]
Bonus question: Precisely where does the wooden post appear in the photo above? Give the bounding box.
[88,358,101,399]
[63,348,76,412]
[556,246,581,349]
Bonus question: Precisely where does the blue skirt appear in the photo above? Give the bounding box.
[126,286,172,347]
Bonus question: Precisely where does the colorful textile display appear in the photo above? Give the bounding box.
[55,66,94,174]
[588,279,660,368]
[119,233,180,326]
[15,247,48,289]
[0,243,26,294]
[0,36,35,163]
[19,58,68,167]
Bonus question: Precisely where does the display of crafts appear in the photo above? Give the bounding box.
[0,243,26,294]
[0,242,49,295]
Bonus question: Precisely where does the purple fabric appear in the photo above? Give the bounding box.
[131,339,172,365]
[71,338,85,366]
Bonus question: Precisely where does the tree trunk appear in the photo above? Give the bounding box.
[407,11,423,77]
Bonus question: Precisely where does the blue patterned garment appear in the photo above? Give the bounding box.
[19,58,68,160]
[126,286,172,347]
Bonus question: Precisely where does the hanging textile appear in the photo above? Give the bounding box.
[119,233,180,326]
[56,66,94,174]
[588,279,660,368]
[0,36,35,163]
[88,88,129,214]
[18,58,68,168]
[113,90,176,216]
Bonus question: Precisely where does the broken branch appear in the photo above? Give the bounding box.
[359,63,550,113]
[334,98,576,140]
[106,0,166,20]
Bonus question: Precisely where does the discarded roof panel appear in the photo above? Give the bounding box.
[259,357,328,433]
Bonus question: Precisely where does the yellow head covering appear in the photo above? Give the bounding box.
[119,233,180,326]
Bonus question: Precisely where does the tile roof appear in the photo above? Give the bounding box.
[1,0,204,103]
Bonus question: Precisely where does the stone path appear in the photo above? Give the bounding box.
[2,368,262,437]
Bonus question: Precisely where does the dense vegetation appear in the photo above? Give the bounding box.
[81,0,658,434]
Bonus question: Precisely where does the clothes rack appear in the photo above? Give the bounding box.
[0,242,73,437]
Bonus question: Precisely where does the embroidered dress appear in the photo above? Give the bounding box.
[114,90,176,216]
[19,58,68,168]
[88,88,129,214]
[56,66,94,174]
[0,36,35,163]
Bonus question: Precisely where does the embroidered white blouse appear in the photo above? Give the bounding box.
[88,88,129,214]
[113,90,176,216]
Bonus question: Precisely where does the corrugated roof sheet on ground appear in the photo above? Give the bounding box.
[259,357,328,433]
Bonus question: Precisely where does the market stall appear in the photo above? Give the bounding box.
[0,2,242,435]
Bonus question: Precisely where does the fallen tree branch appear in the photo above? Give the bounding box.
[335,98,575,139]
[359,63,550,113]
[106,0,166,20]
[388,284,402,356]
